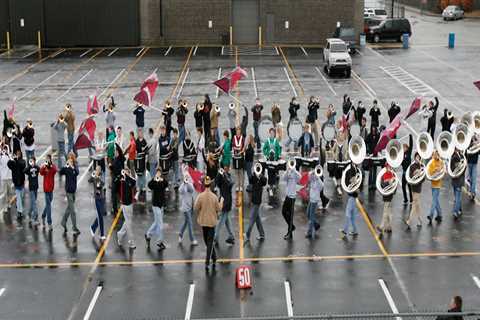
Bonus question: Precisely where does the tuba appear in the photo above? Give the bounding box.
[287,158,296,171]
[472,111,480,134]
[341,136,365,193]
[314,164,323,178]
[406,132,432,185]
[376,167,399,196]
[453,123,472,151]
[348,135,366,165]
[448,124,470,178]
[375,139,402,196]
[467,134,480,155]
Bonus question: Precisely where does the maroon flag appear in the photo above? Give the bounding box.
[474,80,480,90]
[374,115,401,154]
[297,172,310,202]
[404,97,421,120]
[187,166,205,193]
[87,95,99,115]
[134,72,159,107]
[7,99,15,119]
[213,66,248,94]
[74,117,96,150]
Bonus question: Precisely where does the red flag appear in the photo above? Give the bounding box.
[474,80,480,90]
[134,72,159,107]
[297,172,310,202]
[7,99,15,119]
[187,166,205,193]
[87,95,99,115]
[213,66,248,94]
[404,97,421,120]
[299,172,309,186]
[75,117,96,150]
[374,116,401,154]
[298,186,309,202]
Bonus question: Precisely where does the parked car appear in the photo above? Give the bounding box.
[367,18,412,43]
[323,39,352,78]
[442,5,464,20]
[365,8,389,20]
[364,17,383,34]
[333,27,357,54]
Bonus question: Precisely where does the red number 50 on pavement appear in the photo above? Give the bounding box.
[236,266,252,289]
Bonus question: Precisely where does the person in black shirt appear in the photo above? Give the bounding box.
[22,119,35,162]
[162,101,174,138]
[388,101,401,123]
[436,296,464,320]
[369,100,381,128]
[366,126,380,190]
[133,104,145,132]
[214,164,235,245]
[251,98,263,150]
[440,108,454,133]
[244,135,255,192]
[426,97,439,139]
[355,101,366,125]
[342,94,353,115]
[117,168,137,249]
[183,130,197,168]
[8,149,26,222]
[176,99,188,143]
[285,97,301,151]
[110,144,124,215]
[203,94,212,143]
[90,166,106,240]
[466,134,479,200]
[135,129,148,197]
[245,165,267,242]
[401,135,413,204]
[25,156,39,227]
[145,169,169,250]
[306,96,320,146]
[194,103,203,131]
[241,105,249,138]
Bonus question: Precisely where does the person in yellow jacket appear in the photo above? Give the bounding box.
[194,176,224,270]
[427,150,444,224]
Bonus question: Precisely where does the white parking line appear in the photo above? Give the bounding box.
[193,45,198,56]
[98,69,125,100]
[0,287,5,297]
[50,49,66,58]
[275,46,280,55]
[251,67,258,98]
[136,47,145,57]
[164,46,172,56]
[107,48,119,57]
[82,285,102,320]
[300,46,308,56]
[284,281,294,318]
[184,284,195,320]
[80,49,93,58]
[17,70,62,101]
[22,50,39,59]
[351,70,376,100]
[472,275,480,289]
[56,69,94,101]
[314,66,337,96]
[176,68,190,99]
[283,67,298,97]
[221,46,224,56]
[78,161,94,186]
[215,67,222,99]
[378,279,402,320]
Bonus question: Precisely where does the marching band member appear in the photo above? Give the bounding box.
[194,176,224,270]
[145,168,169,250]
[272,103,282,128]
[325,138,340,193]
[117,168,137,250]
[0,144,12,214]
[206,153,219,185]
[162,101,174,138]
[297,124,314,158]
[284,97,300,151]
[427,150,444,224]
[125,131,137,174]
[355,101,366,126]
[466,134,479,200]
[208,128,219,154]
[401,135,413,205]
[317,139,330,210]
[59,154,80,235]
[115,126,125,150]
[335,130,349,195]
[244,134,255,192]
[232,127,245,191]
[388,101,401,123]
[281,162,301,240]
[147,128,159,178]
[340,164,359,237]
[90,166,105,240]
[214,164,235,245]
[405,152,423,230]
[440,109,454,132]
[369,100,381,129]
[110,144,125,215]
[39,154,57,230]
[262,128,282,188]
[11,122,22,156]
[366,126,380,190]
[426,97,439,139]
[8,149,26,223]
[22,119,35,162]
[158,126,171,175]
[24,156,40,228]
[202,94,212,143]
[227,103,237,139]
[182,130,197,168]
[2,109,15,143]
[306,96,319,146]
[196,128,206,172]
[176,99,188,143]
[53,113,67,169]
[359,117,368,141]
[194,103,203,132]
[64,104,76,154]
[245,163,267,243]
[252,98,263,150]
[133,103,146,132]
[106,126,116,166]
[451,147,465,219]
[306,168,323,239]
[135,129,148,197]
[377,163,396,238]
[178,171,198,245]
[93,131,107,183]
[103,95,116,136]
[326,103,336,125]
[241,104,249,138]
[171,128,181,189]
[210,103,221,145]
[342,94,353,115]
[220,130,232,170]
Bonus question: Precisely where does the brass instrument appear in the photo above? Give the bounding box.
[376,139,402,196]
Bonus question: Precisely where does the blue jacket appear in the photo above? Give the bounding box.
[308,173,324,203]
[60,165,79,193]
[282,169,300,198]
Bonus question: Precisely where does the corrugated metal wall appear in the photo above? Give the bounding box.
[8,0,44,45]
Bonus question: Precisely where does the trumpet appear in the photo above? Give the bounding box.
[198,104,205,111]
[181,100,188,108]
[155,175,162,182]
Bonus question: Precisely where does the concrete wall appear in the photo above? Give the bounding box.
[139,0,363,45]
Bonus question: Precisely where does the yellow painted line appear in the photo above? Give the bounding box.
[389,251,480,258]
[356,199,389,257]
[170,46,194,100]
[278,46,305,98]
[0,48,64,88]
[239,192,244,260]
[94,207,123,264]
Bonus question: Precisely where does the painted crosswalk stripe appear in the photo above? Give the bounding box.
[184,283,195,320]
[472,275,480,289]
[0,288,5,297]
[164,46,172,56]
[284,281,293,318]
[378,279,402,320]
[82,285,102,320]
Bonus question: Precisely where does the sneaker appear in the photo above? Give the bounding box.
[48,224,53,231]
[90,226,95,237]
[100,236,106,241]
[256,235,265,241]
[435,216,442,223]
[61,224,68,235]
[339,229,347,236]
[283,233,292,240]
[416,224,422,229]
[157,242,166,250]
[117,239,123,247]
[145,234,151,247]
[405,225,411,232]
[427,215,432,225]
[322,199,330,210]
[314,222,320,231]
[178,235,183,244]
[225,237,235,245]
[349,231,358,236]
[191,240,198,246]
[129,244,137,250]
[72,229,81,236]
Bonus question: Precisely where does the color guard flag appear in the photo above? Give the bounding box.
[374,114,402,154]
[7,98,15,119]
[404,97,421,120]
[87,95,99,115]
[474,80,480,91]
[213,66,248,94]
[74,117,96,150]
[134,72,159,107]
[187,166,205,193]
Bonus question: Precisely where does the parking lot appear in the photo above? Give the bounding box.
[0,7,479,320]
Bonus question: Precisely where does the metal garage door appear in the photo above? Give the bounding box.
[232,0,259,45]
[8,0,43,45]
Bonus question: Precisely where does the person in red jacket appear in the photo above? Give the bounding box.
[39,154,57,231]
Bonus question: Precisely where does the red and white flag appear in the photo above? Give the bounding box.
[87,95,99,115]
[213,66,248,94]
[7,98,15,119]
[74,117,96,150]
[474,80,480,91]
[187,166,205,193]
[404,97,421,120]
[134,72,159,107]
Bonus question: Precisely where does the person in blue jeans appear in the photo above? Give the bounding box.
[306,167,323,239]
[59,156,80,235]
[145,169,169,250]
[245,164,267,243]
[214,164,235,245]
[451,148,465,219]
[53,114,67,169]
[39,155,57,231]
[7,150,26,222]
[24,157,40,228]
[178,173,198,245]
[342,193,359,237]
[466,134,478,200]
[90,167,105,240]
[427,151,444,224]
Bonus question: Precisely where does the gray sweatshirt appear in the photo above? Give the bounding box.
[179,181,194,212]
[53,121,66,143]
[105,111,116,129]
[228,109,237,129]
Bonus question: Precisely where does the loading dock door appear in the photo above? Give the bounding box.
[9,0,43,45]
[232,0,259,45]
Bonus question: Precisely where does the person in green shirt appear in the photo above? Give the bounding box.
[221,130,232,168]
[106,126,116,164]
[262,128,282,161]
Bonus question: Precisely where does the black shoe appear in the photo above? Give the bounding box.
[256,235,265,241]
[225,237,235,245]
[72,229,81,236]
[322,199,330,209]
[283,233,292,240]
[62,224,68,235]
[427,215,432,225]
[314,222,320,231]
[435,216,442,223]
[157,242,166,250]
[339,229,347,236]
[405,225,411,232]
[145,234,150,247]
